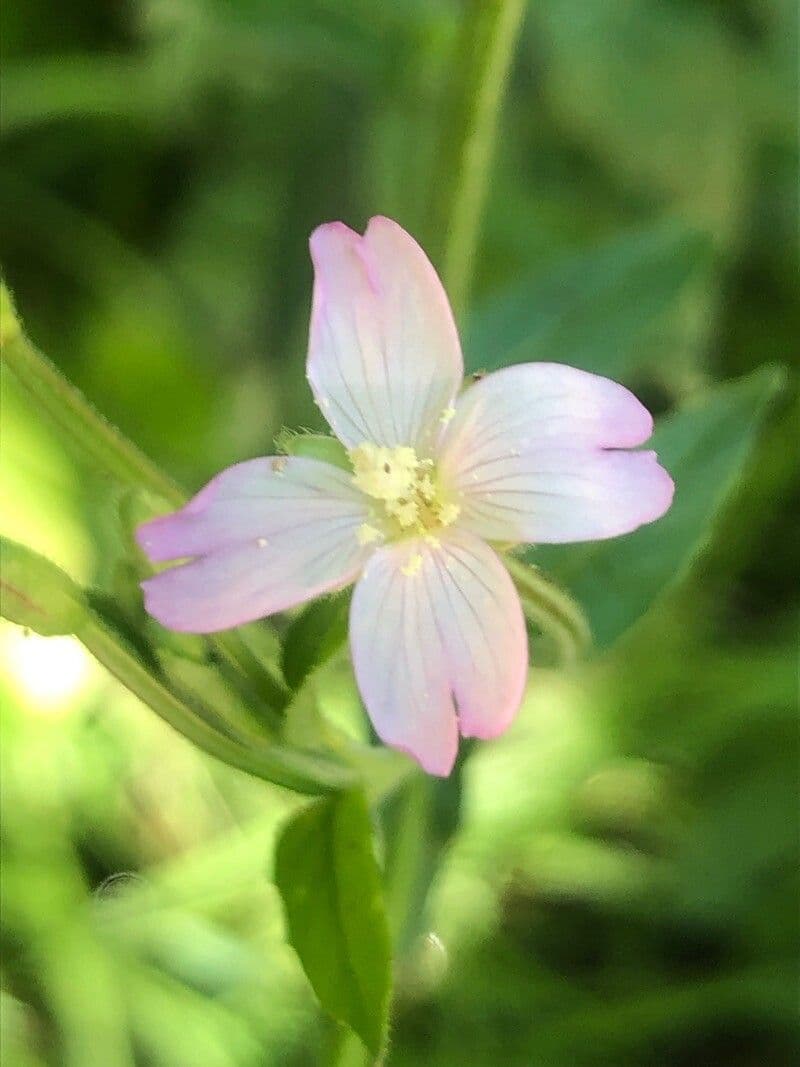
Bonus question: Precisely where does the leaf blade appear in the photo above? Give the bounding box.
[465,221,710,378]
[275,789,391,1055]
[280,594,350,692]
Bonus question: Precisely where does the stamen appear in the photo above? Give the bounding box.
[349,442,461,541]
[357,523,382,546]
[437,502,460,527]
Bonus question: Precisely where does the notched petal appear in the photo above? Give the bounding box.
[438,362,673,545]
[348,529,528,775]
[138,457,372,632]
[307,217,463,450]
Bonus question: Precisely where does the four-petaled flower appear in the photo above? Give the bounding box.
[138,217,673,775]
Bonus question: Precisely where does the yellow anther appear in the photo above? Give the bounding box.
[437,502,460,527]
[349,441,461,542]
[418,474,435,502]
[351,443,418,503]
[389,500,419,527]
[440,405,456,425]
[356,523,382,546]
[401,554,423,577]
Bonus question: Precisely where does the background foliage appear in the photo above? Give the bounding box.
[1,1,798,1065]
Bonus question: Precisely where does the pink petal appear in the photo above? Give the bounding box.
[138,457,371,632]
[437,363,674,544]
[348,528,528,776]
[307,216,463,451]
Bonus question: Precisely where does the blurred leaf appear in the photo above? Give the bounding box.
[0,992,44,1067]
[281,594,350,692]
[79,292,217,472]
[0,56,175,131]
[275,788,391,1055]
[528,367,783,648]
[536,0,747,204]
[121,962,261,1067]
[114,909,260,998]
[464,221,710,377]
[0,536,85,636]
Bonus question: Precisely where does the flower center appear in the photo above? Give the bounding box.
[349,443,460,544]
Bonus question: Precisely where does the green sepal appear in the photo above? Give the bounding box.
[277,430,351,471]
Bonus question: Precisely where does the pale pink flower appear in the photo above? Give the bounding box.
[138,217,673,775]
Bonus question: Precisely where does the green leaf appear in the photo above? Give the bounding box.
[275,789,391,1055]
[464,221,710,377]
[0,536,85,636]
[280,593,350,692]
[527,367,783,649]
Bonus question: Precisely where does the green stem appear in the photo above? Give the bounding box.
[1,282,287,708]
[438,0,526,319]
[384,774,431,950]
[382,750,468,959]
[1,283,183,506]
[77,612,356,796]
[505,555,592,664]
[380,0,526,969]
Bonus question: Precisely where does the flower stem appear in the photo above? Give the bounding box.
[504,555,592,664]
[438,0,526,320]
[1,281,183,506]
[1,281,287,709]
[76,612,356,796]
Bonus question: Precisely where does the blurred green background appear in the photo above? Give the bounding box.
[1,1,798,1065]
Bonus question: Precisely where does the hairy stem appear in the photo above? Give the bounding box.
[1,282,183,505]
[1,281,287,710]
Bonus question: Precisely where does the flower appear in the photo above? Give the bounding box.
[138,217,673,776]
